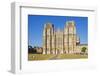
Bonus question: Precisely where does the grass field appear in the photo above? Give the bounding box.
[57,54,88,59]
[28,54,88,61]
[28,54,55,60]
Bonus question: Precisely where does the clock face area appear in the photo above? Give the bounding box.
[28,15,88,61]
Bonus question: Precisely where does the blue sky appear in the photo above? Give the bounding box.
[28,15,88,47]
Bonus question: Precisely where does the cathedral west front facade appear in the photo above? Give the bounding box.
[43,21,87,54]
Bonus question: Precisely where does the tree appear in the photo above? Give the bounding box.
[81,47,87,54]
[28,45,37,54]
[32,48,37,54]
[28,45,33,53]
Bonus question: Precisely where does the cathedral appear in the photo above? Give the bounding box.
[43,21,87,54]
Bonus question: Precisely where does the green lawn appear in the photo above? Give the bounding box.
[58,54,88,59]
[28,54,55,61]
[28,54,88,61]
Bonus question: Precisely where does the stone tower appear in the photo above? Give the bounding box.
[66,21,76,53]
[43,23,54,54]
